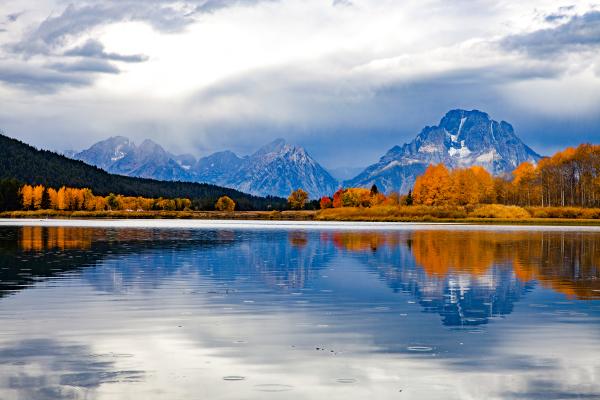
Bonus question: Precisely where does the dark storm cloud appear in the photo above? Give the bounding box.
[502,11,600,56]
[64,39,148,62]
[0,63,91,92]
[186,59,567,165]
[49,59,120,74]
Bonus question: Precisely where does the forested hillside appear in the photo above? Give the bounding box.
[0,134,286,210]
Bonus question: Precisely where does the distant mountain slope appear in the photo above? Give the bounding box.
[0,134,285,210]
[221,139,339,198]
[73,137,338,198]
[72,136,195,182]
[346,109,541,193]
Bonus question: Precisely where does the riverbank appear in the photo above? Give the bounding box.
[2,208,600,226]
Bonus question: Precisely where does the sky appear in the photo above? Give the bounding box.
[1,0,599,169]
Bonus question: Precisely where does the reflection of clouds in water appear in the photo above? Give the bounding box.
[0,339,143,400]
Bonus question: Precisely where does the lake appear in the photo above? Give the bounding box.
[0,221,599,399]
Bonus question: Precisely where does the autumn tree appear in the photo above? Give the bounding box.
[332,189,344,208]
[319,196,333,209]
[512,162,539,206]
[31,185,45,209]
[413,164,452,206]
[342,188,372,207]
[288,189,309,210]
[47,188,58,209]
[215,196,236,212]
[57,187,67,210]
[20,185,34,210]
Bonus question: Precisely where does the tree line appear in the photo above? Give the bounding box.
[305,143,600,211]
[18,184,193,212]
[412,144,600,208]
[1,182,240,213]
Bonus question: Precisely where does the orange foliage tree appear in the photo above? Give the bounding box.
[413,164,452,206]
[319,196,333,209]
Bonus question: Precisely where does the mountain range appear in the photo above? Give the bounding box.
[0,133,286,211]
[69,137,339,198]
[68,109,542,197]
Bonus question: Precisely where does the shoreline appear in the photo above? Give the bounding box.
[2,209,600,227]
[2,218,600,231]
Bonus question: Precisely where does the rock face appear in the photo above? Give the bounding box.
[72,137,338,198]
[345,109,541,193]
[72,137,195,182]
[222,139,339,199]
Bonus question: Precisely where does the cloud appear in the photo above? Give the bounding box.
[332,0,353,7]
[11,1,276,56]
[6,12,24,23]
[502,11,600,56]
[0,63,91,92]
[64,39,148,62]
[48,59,120,74]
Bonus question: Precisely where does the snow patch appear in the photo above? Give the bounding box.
[419,144,440,153]
[458,117,467,136]
[476,150,496,163]
[448,140,471,158]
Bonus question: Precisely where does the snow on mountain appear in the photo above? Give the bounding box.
[72,137,195,182]
[71,137,338,198]
[222,139,339,198]
[345,109,541,193]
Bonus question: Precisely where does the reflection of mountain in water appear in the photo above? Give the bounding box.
[325,230,600,325]
[3,227,600,327]
[82,230,333,293]
[325,231,529,326]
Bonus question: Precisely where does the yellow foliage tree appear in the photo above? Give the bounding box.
[215,196,236,212]
[32,185,45,209]
[288,189,309,210]
[413,164,452,206]
[20,185,34,210]
[47,188,58,209]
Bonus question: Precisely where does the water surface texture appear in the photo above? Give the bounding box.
[0,224,599,399]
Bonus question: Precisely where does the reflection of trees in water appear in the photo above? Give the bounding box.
[3,227,600,319]
[2,227,333,296]
[326,230,600,299]
[0,227,237,297]
[510,232,600,299]
[322,230,600,325]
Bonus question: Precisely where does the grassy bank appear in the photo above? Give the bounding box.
[3,205,600,226]
[315,205,600,226]
[0,209,317,220]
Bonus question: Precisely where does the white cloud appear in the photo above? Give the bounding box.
[1,0,599,166]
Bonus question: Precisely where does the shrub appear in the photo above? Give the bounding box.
[469,204,530,219]
[215,196,236,212]
[526,207,600,219]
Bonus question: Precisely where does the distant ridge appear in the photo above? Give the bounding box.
[71,137,338,198]
[0,133,286,210]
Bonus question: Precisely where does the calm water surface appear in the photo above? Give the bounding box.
[0,223,599,399]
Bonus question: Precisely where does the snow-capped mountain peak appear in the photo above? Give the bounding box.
[345,109,541,193]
